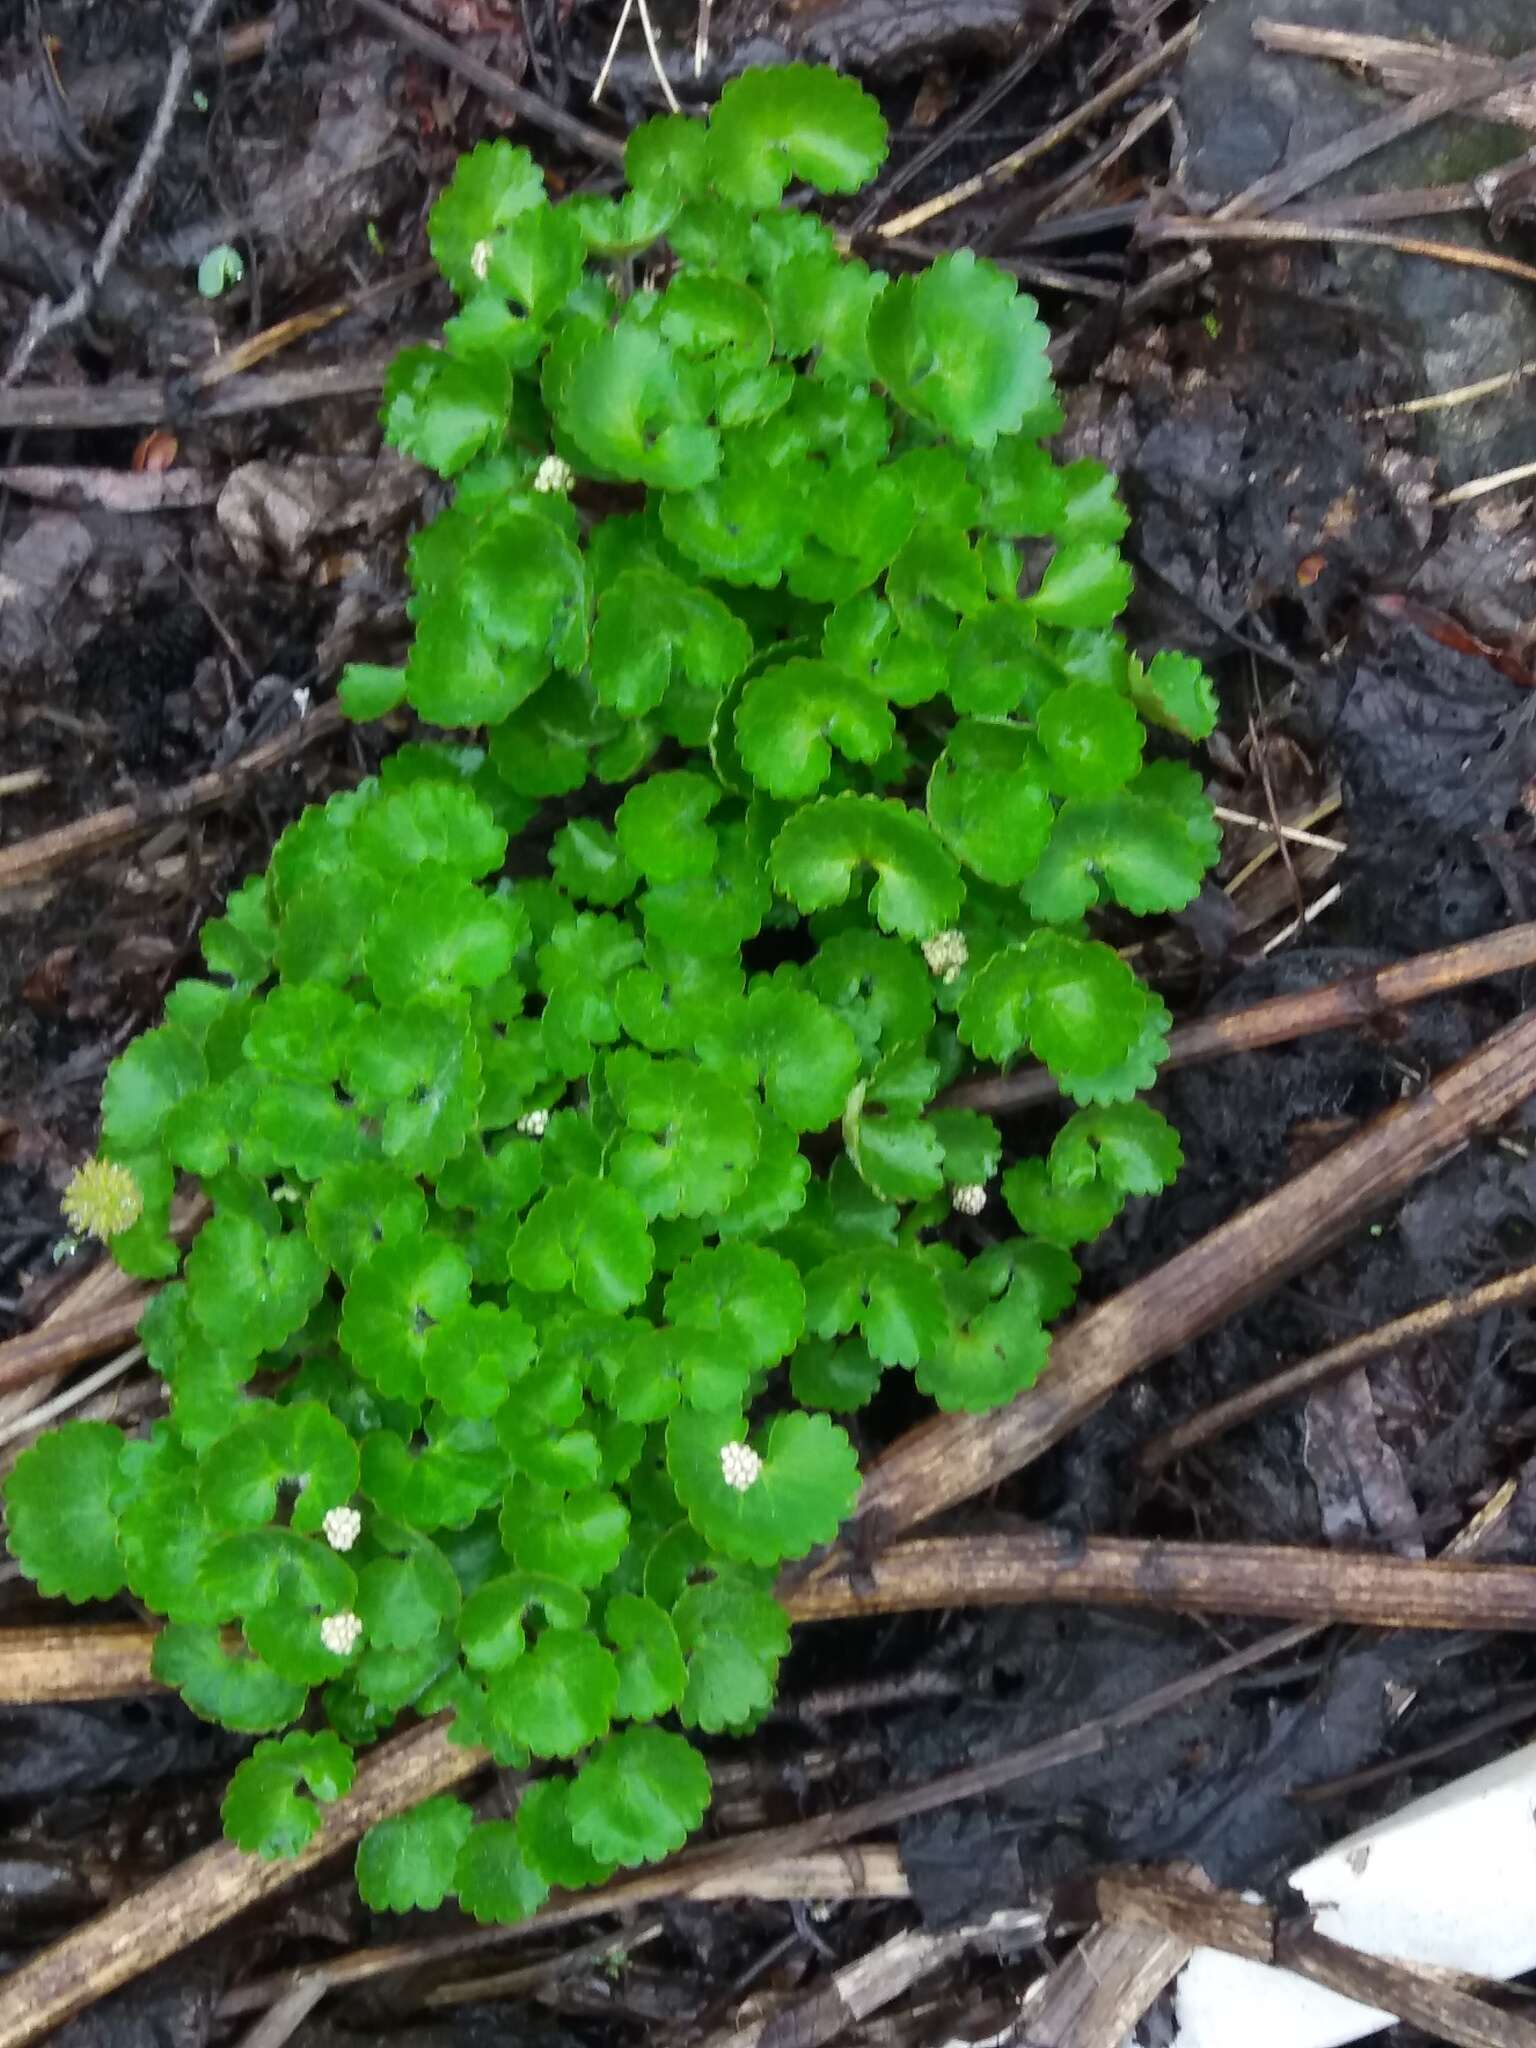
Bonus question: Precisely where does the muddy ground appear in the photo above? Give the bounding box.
[3,1,1536,2042]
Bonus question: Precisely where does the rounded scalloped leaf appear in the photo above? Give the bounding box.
[1051,1100,1183,1198]
[916,1284,1051,1412]
[614,770,720,885]
[1026,540,1134,631]
[490,1627,619,1758]
[4,1422,125,1603]
[511,1176,655,1311]
[666,1408,860,1566]
[356,1795,474,1913]
[1035,684,1145,799]
[869,251,1053,451]
[664,1243,805,1373]
[605,1591,688,1721]
[926,719,1055,885]
[956,931,1150,1088]
[554,323,718,490]
[803,1245,947,1368]
[674,1575,790,1733]
[516,1776,617,1891]
[568,1726,712,1867]
[428,139,548,298]
[735,659,895,799]
[705,64,888,210]
[221,1730,356,1860]
[1024,773,1221,924]
[1132,649,1219,741]
[382,347,509,479]
[152,1623,309,1733]
[769,794,964,940]
[455,1819,551,1925]
[459,1570,589,1671]
[607,1052,760,1221]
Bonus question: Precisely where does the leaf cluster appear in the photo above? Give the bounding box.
[4,63,1217,1926]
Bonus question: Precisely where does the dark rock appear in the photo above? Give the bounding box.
[1179,0,1536,487]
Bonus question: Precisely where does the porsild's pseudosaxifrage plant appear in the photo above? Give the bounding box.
[6,67,1221,1920]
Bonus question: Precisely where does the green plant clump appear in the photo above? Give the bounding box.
[4,66,1220,1920]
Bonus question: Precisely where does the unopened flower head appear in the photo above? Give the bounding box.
[720,1441,762,1493]
[60,1158,143,1242]
[320,1611,363,1657]
[921,929,969,983]
[516,1107,550,1137]
[323,1506,362,1553]
[470,237,493,281]
[532,454,574,496]
[951,1182,988,1217]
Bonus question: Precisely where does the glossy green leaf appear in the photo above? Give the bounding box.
[706,64,887,209]
[870,252,1052,449]
[221,1731,355,1860]
[568,1727,711,1866]
[4,1423,124,1604]
[356,1795,473,1912]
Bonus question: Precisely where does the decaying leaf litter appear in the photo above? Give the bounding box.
[3,0,1536,2042]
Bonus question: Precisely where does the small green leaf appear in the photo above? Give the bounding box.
[706,64,887,209]
[422,1302,536,1419]
[675,1573,789,1733]
[927,719,1054,885]
[770,794,964,939]
[355,1541,461,1651]
[1035,684,1145,798]
[1024,768,1221,923]
[607,1051,761,1221]
[455,1819,551,1925]
[356,1795,474,1912]
[512,1177,655,1312]
[665,1243,805,1372]
[666,1409,860,1567]
[221,1731,355,1860]
[428,138,548,299]
[555,322,718,490]
[341,1237,473,1405]
[338,663,408,721]
[614,771,720,884]
[517,1776,617,1890]
[491,1627,619,1757]
[4,1422,124,1603]
[507,1485,630,1587]
[1132,649,1219,741]
[804,1246,947,1367]
[1027,541,1134,630]
[568,1727,711,1866]
[197,243,244,297]
[605,1591,688,1720]
[870,252,1053,450]
[382,347,508,477]
[916,1280,1050,1412]
[153,1623,309,1733]
[735,659,895,799]
[460,1570,589,1671]
[700,983,861,1133]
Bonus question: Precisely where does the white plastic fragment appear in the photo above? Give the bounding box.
[319,1611,364,1656]
[1169,1741,1536,2048]
[322,1505,362,1553]
[720,1441,762,1492]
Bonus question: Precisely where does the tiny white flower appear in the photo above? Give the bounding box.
[516,1107,550,1138]
[951,1182,988,1217]
[532,454,575,495]
[470,237,493,281]
[720,1441,762,1493]
[921,929,969,983]
[320,1610,363,1657]
[323,1506,362,1553]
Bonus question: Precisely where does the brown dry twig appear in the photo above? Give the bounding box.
[792,1531,1536,1634]
[1098,1867,1536,2048]
[0,349,414,433]
[1143,213,1536,288]
[350,0,624,165]
[944,919,1536,1114]
[1138,1258,1536,1474]
[0,700,345,894]
[3,0,225,388]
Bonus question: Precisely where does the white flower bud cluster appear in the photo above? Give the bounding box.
[921,929,969,983]
[516,1107,550,1137]
[719,1441,762,1493]
[951,1183,988,1217]
[320,1610,363,1656]
[323,1505,362,1552]
[470,237,493,281]
[532,455,575,495]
